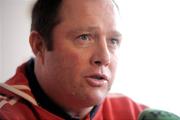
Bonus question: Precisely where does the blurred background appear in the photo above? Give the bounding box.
[0,0,180,116]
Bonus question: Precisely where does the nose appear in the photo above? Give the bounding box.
[90,40,111,67]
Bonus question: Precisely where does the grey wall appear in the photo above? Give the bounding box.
[0,0,34,81]
[0,1,2,79]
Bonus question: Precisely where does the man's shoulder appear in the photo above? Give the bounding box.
[0,85,24,119]
[102,93,147,114]
[0,94,24,120]
[105,93,147,109]
[93,93,147,120]
[0,83,38,120]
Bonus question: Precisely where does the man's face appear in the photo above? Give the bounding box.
[41,0,121,109]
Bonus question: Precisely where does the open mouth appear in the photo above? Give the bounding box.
[85,74,109,87]
[88,74,108,81]
[90,75,105,80]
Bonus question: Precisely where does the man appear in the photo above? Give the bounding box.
[0,0,147,119]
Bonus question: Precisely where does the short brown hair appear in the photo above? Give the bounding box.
[31,0,63,50]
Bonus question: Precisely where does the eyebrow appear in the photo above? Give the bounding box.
[68,27,100,34]
[68,26,122,37]
[110,31,122,38]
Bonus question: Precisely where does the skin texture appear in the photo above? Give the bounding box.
[29,0,121,119]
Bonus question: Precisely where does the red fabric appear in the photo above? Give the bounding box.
[0,62,147,120]
[94,94,147,120]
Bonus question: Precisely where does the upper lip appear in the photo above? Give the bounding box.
[85,73,109,81]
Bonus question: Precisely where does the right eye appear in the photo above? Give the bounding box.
[75,34,94,47]
[79,34,90,41]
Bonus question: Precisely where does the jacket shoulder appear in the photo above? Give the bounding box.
[0,84,37,120]
[105,93,147,110]
[93,93,147,120]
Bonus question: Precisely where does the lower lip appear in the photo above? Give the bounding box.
[85,77,108,87]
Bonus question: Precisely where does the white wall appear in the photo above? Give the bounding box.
[111,0,180,116]
[0,0,33,81]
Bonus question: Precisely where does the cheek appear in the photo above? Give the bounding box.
[110,57,118,80]
[61,51,87,69]
[51,50,89,80]
[45,52,85,89]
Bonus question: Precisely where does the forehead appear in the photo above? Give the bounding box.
[59,0,118,20]
[56,0,121,34]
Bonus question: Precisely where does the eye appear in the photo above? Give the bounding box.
[110,38,120,47]
[75,33,94,47]
[111,38,119,45]
[79,34,90,41]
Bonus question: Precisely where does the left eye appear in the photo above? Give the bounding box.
[110,38,120,46]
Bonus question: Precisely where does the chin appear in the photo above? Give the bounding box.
[84,90,108,107]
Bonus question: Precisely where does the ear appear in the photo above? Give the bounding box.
[29,31,46,63]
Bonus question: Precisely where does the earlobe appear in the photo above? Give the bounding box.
[29,31,46,62]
